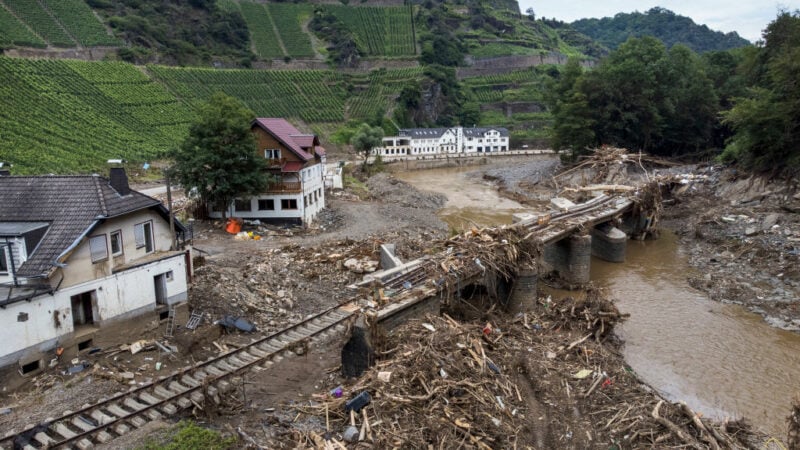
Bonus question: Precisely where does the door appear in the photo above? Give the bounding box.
[153,273,167,305]
[70,291,95,326]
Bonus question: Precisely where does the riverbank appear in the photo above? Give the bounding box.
[1,156,792,448]
[660,167,800,332]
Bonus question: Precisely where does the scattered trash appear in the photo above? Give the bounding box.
[573,369,593,379]
[345,391,371,412]
[377,371,392,382]
[342,426,359,443]
[130,340,151,355]
[216,315,257,333]
[422,323,436,332]
[330,386,343,398]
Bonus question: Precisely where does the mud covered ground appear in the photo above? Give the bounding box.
[1,157,794,449]
[659,167,800,332]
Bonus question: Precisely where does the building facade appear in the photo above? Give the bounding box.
[0,169,189,371]
[373,126,510,158]
[208,118,327,226]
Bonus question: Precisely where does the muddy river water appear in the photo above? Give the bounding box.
[397,164,800,437]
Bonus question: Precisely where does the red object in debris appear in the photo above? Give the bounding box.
[225,218,242,234]
[483,322,492,335]
[601,378,613,389]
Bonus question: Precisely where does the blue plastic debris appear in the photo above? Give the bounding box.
[345,391,371,412]
[217,315,256,333]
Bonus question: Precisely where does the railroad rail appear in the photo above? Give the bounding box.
[1,193,636,449]
[1,304,358,450]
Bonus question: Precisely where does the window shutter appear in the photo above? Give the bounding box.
[89,235,108,262]
[134,223,145,248]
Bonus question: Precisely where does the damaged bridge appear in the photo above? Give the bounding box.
[341,186,659,375]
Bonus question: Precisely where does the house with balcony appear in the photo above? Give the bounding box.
[208,118,327,226]
[0,168,189,372]
[372,126,509,159]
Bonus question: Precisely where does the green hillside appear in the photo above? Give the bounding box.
[571,7,751,53]
[0,0,120,48]
[0,56,433,174]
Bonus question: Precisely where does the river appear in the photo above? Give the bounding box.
[396,162,800,437]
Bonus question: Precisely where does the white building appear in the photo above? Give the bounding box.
[208,118,326,226]
[373,126,510,158]
[0,169,189,372]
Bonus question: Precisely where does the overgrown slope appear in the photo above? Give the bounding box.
[572,7,751,53]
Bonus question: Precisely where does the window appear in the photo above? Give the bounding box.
[264,149,281,159]
[0,246,7,273]
[258,199,275,210]
[89,235,108,263]
[281,199,298,210]
[110,230,123,256]
[235,199,252,212]
[134,221,154,253]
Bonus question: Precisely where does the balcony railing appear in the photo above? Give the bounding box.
[265,182,302,193]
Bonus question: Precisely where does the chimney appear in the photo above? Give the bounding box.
[109,166,131,196]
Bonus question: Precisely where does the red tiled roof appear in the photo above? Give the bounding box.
[291,135,316,149]
[252,118,313,161]
[281,161,305,173]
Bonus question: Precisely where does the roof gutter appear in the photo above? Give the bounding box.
[53,219,101,269]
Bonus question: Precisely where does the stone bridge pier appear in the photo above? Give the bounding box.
[542,221,628,285]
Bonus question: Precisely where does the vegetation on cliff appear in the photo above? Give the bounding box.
[571,7,751,53]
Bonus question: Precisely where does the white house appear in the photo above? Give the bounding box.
[0,168,189,372]
[208,118,326,226]
[373,126,510,158]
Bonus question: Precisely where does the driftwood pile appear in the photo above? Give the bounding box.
[279,291,766,449]
[552,146,678,190]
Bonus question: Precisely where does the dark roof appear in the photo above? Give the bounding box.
[398,128,451,138]
[0,175,161,277]
[252,118,314,161]
[463,126,509,137]
[0,222,49,236]
[397,126,510,139]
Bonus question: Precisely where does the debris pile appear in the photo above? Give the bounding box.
[277,293,762,449]
[552,146,677,190]
[366,173,447,209]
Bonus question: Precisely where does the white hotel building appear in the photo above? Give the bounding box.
[372,126,510,159]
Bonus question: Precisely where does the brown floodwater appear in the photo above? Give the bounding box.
[396,166,531,230]
[398,163,800,437]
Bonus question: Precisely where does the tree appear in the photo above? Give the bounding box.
[351,123,384,172]
[170,92,271,218]
[525,7,535,20]
[721,11,800,173]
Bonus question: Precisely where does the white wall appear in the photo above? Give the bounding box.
[0,253,187,367]
[211,163,326,225]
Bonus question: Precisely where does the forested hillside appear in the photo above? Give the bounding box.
[571,7,751,53]
[549,11,800,174]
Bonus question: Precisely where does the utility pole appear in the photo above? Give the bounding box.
[166,171,176,251]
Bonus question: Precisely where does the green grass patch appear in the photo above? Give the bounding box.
[137,421,235,450]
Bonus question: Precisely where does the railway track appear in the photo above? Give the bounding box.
[0,195,634,449]
[1,303,358,450]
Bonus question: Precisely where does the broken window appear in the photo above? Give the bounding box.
[134,221,154,253]
[89,235,108,263]
[110,230,123,256]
